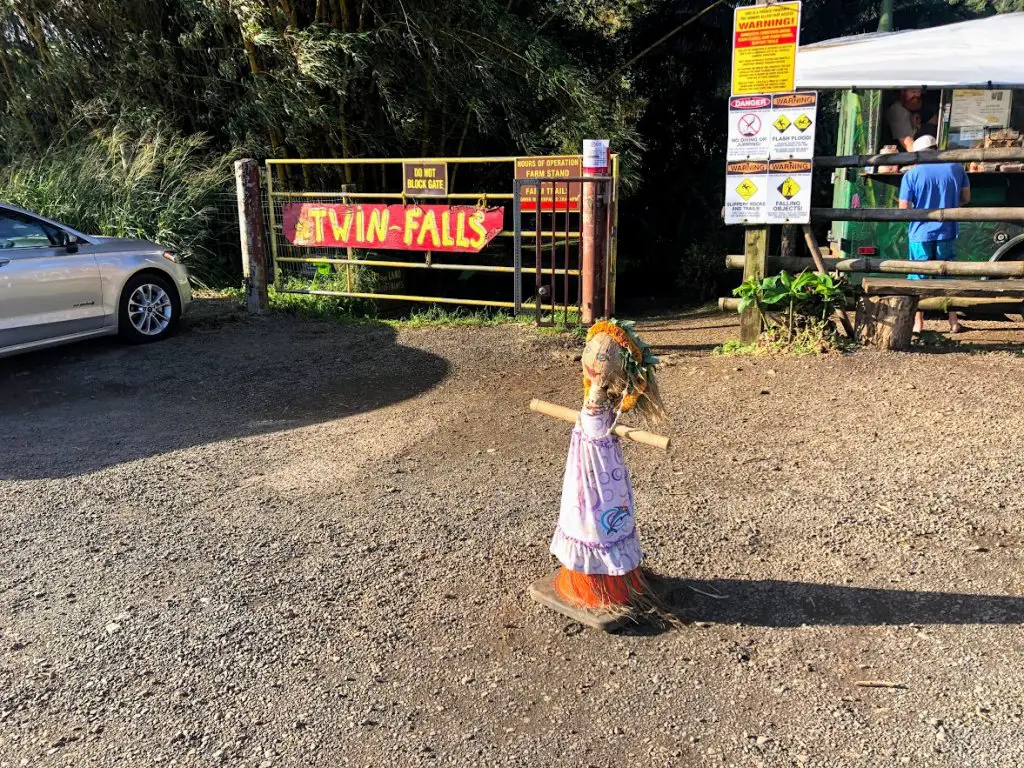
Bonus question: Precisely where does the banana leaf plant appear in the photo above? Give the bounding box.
[733,270,847,341]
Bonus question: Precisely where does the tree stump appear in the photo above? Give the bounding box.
[856,295,919,350]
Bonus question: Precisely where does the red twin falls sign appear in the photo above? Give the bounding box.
[283,203,505,253]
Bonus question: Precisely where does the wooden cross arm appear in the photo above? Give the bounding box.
[529,399,671,451]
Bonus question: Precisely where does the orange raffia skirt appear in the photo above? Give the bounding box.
[553,566,648,609]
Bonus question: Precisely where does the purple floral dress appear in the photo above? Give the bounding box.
[549,405,642,576]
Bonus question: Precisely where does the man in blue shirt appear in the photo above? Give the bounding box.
[898,134,971,334]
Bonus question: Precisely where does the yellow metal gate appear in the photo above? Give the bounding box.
[264,156,618,318]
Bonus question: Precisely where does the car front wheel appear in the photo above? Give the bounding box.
[118,273,180,343]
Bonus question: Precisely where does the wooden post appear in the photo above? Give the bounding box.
[802,224,854,337]
[856,295,918,351]
[740,226,768,343]
[781,225,797,258]
[234,159,269,314]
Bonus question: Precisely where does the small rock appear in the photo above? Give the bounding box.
[759,389,770,395]
[105,622,122,635]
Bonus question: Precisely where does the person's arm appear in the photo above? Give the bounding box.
[888,104,916,152]
[899,174,913,209]
[959,165,971,205]
[961,186,971,205]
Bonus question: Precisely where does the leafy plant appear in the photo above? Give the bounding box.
[732,270,847,344]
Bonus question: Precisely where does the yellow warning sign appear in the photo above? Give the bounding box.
[778,177,801,199]
[731,2,801,96]
[794,113,813,132]
[773,114,791,132]
[736,179,759,200]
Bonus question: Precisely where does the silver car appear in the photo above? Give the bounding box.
[0,202,192,358]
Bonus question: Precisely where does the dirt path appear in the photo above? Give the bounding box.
[2,300,1024,767]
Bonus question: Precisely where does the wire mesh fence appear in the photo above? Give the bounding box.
[187,191,242,288]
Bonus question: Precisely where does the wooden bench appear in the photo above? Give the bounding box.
[857,278,1024,350]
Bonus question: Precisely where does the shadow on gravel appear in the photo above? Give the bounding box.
[0,315,449,480]
[641,578,1024,632]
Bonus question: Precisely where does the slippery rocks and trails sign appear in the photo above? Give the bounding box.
[283,204,504,253]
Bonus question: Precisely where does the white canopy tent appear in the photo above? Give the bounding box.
[795,13,1024,90]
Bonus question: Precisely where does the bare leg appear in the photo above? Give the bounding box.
[913,310,925,334]
[948,310,963,333]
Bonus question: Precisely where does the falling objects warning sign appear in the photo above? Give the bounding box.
[731,1,801,96]
[769,92,818,160]
[725,160,769,225]
[727,94,772,161]
[767,159,812,224]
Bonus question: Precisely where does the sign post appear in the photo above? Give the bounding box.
[727,0,803,342]
[582,139,611,324]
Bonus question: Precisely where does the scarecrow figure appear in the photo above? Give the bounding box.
[530,319,668,629]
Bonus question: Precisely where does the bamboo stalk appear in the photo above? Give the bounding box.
[818,147,1024,169]
[862,277,1024,299]
[529,399,671,451]
[720,296,1022,312]
[725,254,1024,278]
[813,207,1024,223]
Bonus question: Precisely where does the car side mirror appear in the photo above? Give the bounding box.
[65,234,79,254]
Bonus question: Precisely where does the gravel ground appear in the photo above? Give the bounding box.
[2,299,1024,768]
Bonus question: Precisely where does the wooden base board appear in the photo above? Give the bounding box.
[528,572,634,632]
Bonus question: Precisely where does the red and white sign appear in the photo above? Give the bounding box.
[283,204,504,252]
[582,139,610,174]
[727,94,771,161]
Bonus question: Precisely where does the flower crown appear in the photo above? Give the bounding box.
[583,319,666,424]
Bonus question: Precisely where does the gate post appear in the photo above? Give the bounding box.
[582,139,611,324]
[235,158,270,314]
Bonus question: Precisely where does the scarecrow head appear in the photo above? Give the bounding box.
[581,319,666,425]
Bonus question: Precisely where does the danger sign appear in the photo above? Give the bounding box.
[731,2,801,96]
[769,92,818,160]
[724,160,769,225]
[766,159,812,224]
[727,94,771,161]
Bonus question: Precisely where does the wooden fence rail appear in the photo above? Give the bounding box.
[724,254,1024,278]
[812,207,1024,223]
[816,147,1024,169]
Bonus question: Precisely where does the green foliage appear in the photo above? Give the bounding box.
[0,127,234,285]
[0,0,1015,302]
[732,270,847,343]
[713,322,841,357]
